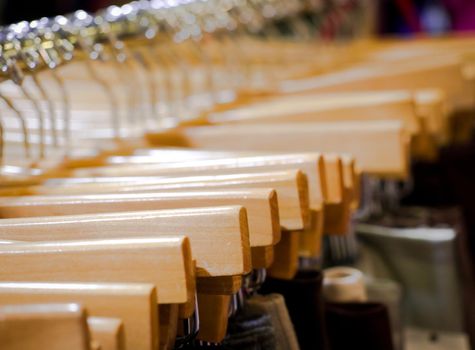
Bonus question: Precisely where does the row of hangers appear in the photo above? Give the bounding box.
[1,0,475,349]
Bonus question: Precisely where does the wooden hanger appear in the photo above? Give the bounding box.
[279,52,475,114]
[0,150,331,265]
[206,90,421,136]
[67,153,326,210]
[65,150,331,275]
[202,88,445,160]
[0,282,158,350]
[69,149,335,261]
[61,151,328,245]
[0,303,91,350]
[323,154,352,235]
[0,205,248,344]
[87,317,125,350]
[0,237,195,313]
[146,120,410,179]
[0,204,250,339]
[342,155,360,210]
[0,190,279,251]
[0,187,285,340]
[0,207,249,282]
[0,170,309,233]
[196,294,230,342]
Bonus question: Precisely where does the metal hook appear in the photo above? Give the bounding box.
[0,91,31,160]
[5,27,47,160]
[174,292,200,348]
[0,36,32,161]
[68,11,122,139]
[98,11,144,135]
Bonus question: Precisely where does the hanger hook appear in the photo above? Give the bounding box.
[7,25,47,160]
[0,36,31,160]
[68,11,122,140]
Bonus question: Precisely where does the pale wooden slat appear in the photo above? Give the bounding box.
[0,190,279,247]
[0,303,90,350]
[0,237,194,305]
[87,317,125,350]
[147,120,409,178]
[0,207,250,278]
[0,170,309,231]
[0,282,158,350]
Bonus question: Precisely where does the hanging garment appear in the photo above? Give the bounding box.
[259,270,329,350]
[366,278,404,350]
[221,308,277,350]
[246,294,300,350]
[325,302,394,350]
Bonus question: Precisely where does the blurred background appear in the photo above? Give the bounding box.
[0,0,473,35]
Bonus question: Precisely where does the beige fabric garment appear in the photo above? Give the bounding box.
[247,294,300,350]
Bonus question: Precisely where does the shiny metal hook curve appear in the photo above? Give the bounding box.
[8,32,47,159]
[0,92,31,159]
[69,11,122,139]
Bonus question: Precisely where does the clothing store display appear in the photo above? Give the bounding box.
[246,294,300,350]
[0,1,473,349]
[325,302,394,350]
[259,270,328,350]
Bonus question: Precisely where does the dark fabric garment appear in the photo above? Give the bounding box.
[220,309,276,350]
[325,302,394,350]
[181,307,276,350]
[259,270,328,350]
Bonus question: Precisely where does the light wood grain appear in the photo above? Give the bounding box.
[146,120,410,178]
[299,209,324,258]
[208,90,421,136]
[69,153,326,211]
[0,170,309,231]
[251,246,274,269]
[0,303,91,350]
[0,282,159,350]
[0,190,279,247]
[159,305,178,350]
[0,237,194,305]
[279,54,474,113]
[88,317,125,350]
[322,155,351,235]
[196,276,242,295]
[0,207,250,278]
[268,231,300,280]
[196,294,230,343]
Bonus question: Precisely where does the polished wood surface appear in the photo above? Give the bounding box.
[147,120,409,178]
[0,303,91,350]
[88,317,125,350]
[0,207,250,279]
[0,282,159,350]
[0,237,194,306]
[0,190,279,248]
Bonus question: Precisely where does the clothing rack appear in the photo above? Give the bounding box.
[0,1,474,350]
